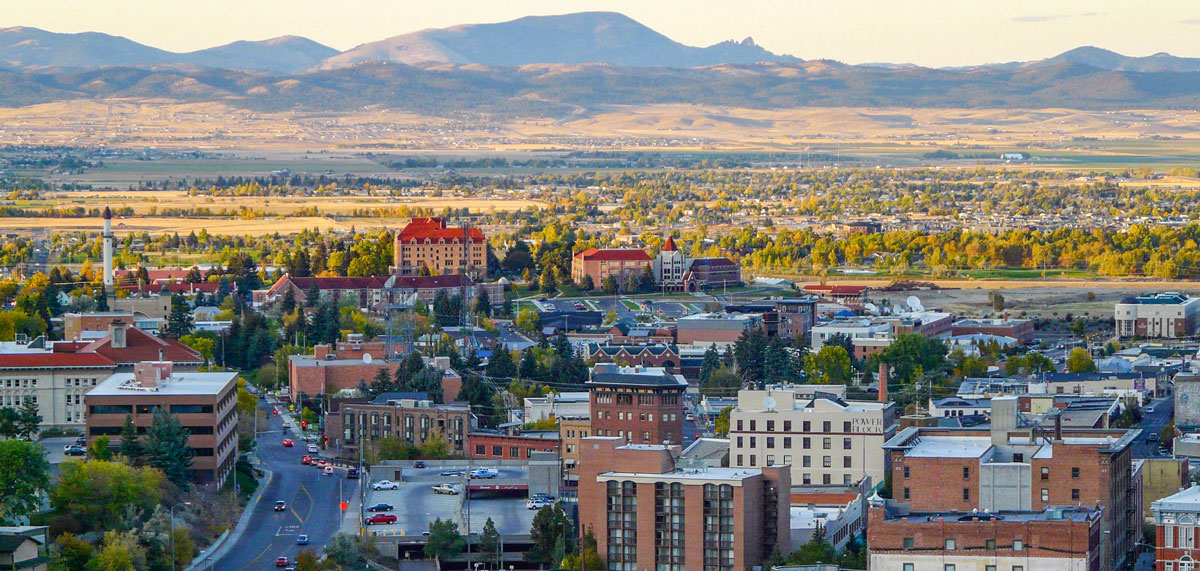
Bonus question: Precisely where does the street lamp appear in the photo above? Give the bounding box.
[169,501,192,571]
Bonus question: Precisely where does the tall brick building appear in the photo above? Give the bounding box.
[571,248,651,290]
[1152,486,1200,571]
[587,364,686,445]
[882,396,1140,570]
[578,436,790,571]
[393,217,487,278]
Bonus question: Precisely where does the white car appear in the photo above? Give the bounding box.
[307,445,319,453]
[432,483,459,495]
[526,498,552,510]
[371,480,400,491]
[469,468,498,479]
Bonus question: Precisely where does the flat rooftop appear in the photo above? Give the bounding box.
[1153,486,1200,512]
[90,371,237,397]
[886,506,1097,523]
[904,436,993,458]
[598,467,765,483]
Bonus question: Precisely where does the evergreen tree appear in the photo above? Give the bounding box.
[480,517,502,569]
[526,504,572,566]
[165,294,193,339]
[580,274,595,291]
[501,296,513,318]
[15,397,41,440]
[733,328,768,388]
[487,348,517,379]
[638,266,656,293]
[94,283,109,311]
[602,274,619,295]
[304,281,321,308]
[143,408,194,489]
[475,289,492,317]
[119,414,142,460]
[700,344,721,384]
[519,348,541,380]
[280,288,297,314]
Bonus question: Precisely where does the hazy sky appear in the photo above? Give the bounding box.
[7,0,1200,67]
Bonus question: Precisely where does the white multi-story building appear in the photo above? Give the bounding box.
[729,386,897,487]
[0,352,117,430]
[1115,292,1200,338]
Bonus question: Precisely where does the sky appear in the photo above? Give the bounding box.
[5,0,1200,68]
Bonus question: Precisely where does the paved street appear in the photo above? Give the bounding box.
[1132,395,1175,458]
[209,399,358,570]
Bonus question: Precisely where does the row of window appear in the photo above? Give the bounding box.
[594,392,681,406]
[736,435,854,451]
[735,418,856,433]
[593,428,674,443]
[474,444,541,458]
[2,378,38,388]
[89,404,214,415]
[600,411,678,423]
[0,395,36,407]
[904,565,1024,571]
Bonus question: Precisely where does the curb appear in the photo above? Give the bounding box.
[185,463,275,570]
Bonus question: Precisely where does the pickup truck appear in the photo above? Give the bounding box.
[469,467,499,479]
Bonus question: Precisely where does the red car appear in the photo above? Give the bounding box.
[275,556,288,567]
[301,455,312,465]
[282,439,294,447]
[364,513,397,526]
[272,408,279,415]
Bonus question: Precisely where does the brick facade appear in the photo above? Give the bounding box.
[587,365,686,445]
[467,432,560,460]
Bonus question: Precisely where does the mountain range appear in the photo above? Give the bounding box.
[1,12,1200,112]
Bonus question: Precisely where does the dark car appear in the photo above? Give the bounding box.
[274,501,287,512]
[296,535,309,546]
[346,468,359,479]
[64,446,86,456]
[366,503,394,512]
[414,460,426,468]
[74,437,87,446]
[364,514,397,526]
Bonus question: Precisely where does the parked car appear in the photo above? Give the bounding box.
[527,498,553,510]
[440,469,464,477]
[366,503,394,513]
[64,446,86,456]
[531,493,555,501]
[282,439,294,447]
[414,460,426,468]
[372,480,399,491]
[364,514,397,526]
[469,467,498,479]
[274,501,287,512]
[296,535,309,546]
[432,484,459,495]
[74,437,87,447]
[346,468,359,479]
[275,557,289,567]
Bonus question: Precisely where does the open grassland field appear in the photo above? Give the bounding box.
[4,100,1200,168]
[868,284,1200,318]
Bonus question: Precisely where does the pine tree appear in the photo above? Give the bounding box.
[305,281,321,307]
[475,289,492,317]
[94,283,109,311]
[280,288,297,314]
[143,408,194,489]
[165,294,193,339]
[15,397,41,440]
[119,414,142,460]
[479,517,501,568]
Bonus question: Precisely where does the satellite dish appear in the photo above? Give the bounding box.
[906,295,924,312]
[864,303,879,315]
[363,353,373,364]
[762,396,777,410]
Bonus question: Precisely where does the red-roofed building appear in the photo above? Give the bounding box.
[393,218,488,279]
[257,274,502,312]
[0,351,117,430]
[572,248,652,290]
[76,322,203,369]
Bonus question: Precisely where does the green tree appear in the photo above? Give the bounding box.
[699,344,721,384]
[479,517,502,569]
[280,287,297,314]
[90,436,113,460]
[95,283,110,311]
[0,439,50,525]
[601,274,619,294]
[418,430,451,459]
[52,460,164,531]
[88,530,147,571]
[516,308,540,336]
[164,293,193,339]
[559,526,605,570]
[424,518,466,569]
[526,503,571,566]
[486,347,517,379]
[475,289,492,317]
[871,333,948,385]
[1065,347,1097,373]
[143,408,194,489]
[580,274,595,291]
[804,345,853,384]
[179,334,215,367]
[51,532,94,570]
[733,328,768,387]
[323,532,362,567]
[15,396,41,439]
[713,406,733,437]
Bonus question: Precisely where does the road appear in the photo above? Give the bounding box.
[1132,396,1174,458]
[209,400,356,570]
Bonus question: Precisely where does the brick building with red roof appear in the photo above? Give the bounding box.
[571,248,652,290]
[393,217,487,278]
[0,351,118,430]
[76,322,203,369]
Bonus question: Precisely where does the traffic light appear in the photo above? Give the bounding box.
[301,420,307,429]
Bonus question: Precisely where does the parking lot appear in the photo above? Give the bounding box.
[362,464,537,537]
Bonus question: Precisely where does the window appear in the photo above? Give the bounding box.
[944,538,955,550]
[750,420,757,431]
[822,421,831,432]
[822,474,831,485]
[903,487,910,500]
[1040,467,1049,480]
[802,437,811,449]
[736,454,743,466]
[750,437,756,448]
[1071,467,1080,478]
[783,421,792,431]
[1013,453,1024,462]
[803,456,811,467]
[642,431,650,442]
[985,539,995,550]
[749,455,756,466]
[844,456,852,468]
[903,565,914,571]
[963,466,970,480]
[903,466,910,478]
[822,437,831,449]
[1071,488,1080,500]
[986,567,996,571]
[766,437,775,449]
[737,437,743,447]
[802,474,811,485]
[510,447,519,458]
[1013,567,1024,571]
[169,404,213,414]
[1040,488,1048,502]
[903,537,914,549]
[783,437,792,448]
[963,488,970,501]
[783,455,792,465]
[945,566,956,571]
[844,437,852,449]
[843,421,851,432]
[803,421,810,432]
[766,455,775,466]
[767,420,775,431]
[823,456,832,468]
[737,420,743,431]
[492,445,502,456]
[1013,539,1023,551]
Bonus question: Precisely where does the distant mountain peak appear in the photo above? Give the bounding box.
[741,36,756,47]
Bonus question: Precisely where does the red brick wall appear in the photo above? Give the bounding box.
[467,433,560,460]
[890,450,979,512]
[589,388,684,445]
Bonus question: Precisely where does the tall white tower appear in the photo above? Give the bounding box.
[102,206,114,287]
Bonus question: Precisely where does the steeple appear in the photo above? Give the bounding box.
[662,237,678,252]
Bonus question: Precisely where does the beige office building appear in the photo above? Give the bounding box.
[729,387,896,488]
